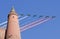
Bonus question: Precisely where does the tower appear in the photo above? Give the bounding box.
[5,7,21,39]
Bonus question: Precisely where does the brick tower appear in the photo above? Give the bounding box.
[5,7,21,39]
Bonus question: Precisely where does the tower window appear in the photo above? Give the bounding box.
[13,16,14,18]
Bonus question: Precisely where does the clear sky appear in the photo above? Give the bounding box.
[0,0,60,39]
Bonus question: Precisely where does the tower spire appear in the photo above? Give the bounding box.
[8,6,18,16]
[11,6,15,12]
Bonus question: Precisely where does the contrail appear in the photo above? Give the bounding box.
[19,16,28,21]
[0,16,28,28]
[2,17,53,33]
[21,17,52,32]
[0,21,7,26]
[0,15,21,26]
[21,17,46,29]
[2,17,45,29]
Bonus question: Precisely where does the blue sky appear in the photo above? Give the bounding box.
[0,0,60,39]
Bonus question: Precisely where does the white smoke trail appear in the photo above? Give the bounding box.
[0,16,28,28]
[2,17,52,33]
[0,16,21,26]
[0,21,7,26]
[19,16,28,21]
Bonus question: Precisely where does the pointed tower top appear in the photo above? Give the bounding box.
[8,6,18,17]
[11,6,15,12]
